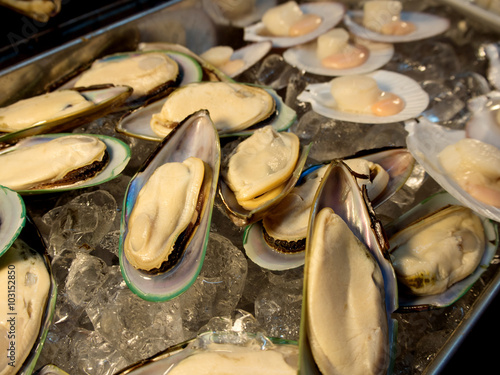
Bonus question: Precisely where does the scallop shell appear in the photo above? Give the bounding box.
[0,186,25,257]
[344,10,450,43]
[405,117,500,222]
[116,84,296,140]
[243,147,414,271]
[283,37,394,77]
[202,0,278,28]
[243,2,345,48]
[119,110,220,302]
[0,85,132,146]
[385,191,498,311]
[297,70,429,124]
[0,133,131,195]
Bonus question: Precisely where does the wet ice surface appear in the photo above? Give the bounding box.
[24,1,500,374]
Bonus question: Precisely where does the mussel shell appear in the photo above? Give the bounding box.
[0,85,132,146]
[219,142,312,227]
[243,147,414,271]
[61,50,202,110]
[138,42,234,83]
[115,331,298,375]
[119,110,220,302]
[0,185,26,257]
[405,117,500,222]
[0,133,131,195]
[385,191,499,311]
[8,215,57,375]
[116,84,296,140]
[299,160,397,374]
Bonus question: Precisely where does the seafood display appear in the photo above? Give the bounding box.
[0,0,499,374]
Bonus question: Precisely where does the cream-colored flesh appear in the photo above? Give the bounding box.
[390,205,485,296]
[0,135,106,190]
[316,28,350,60]
[330,75,381,113]
[124,157,205,271]
[344,159,389,201]
[263,165,327,242]
[261,1,305,36]
[150,82,274,136]
[168,346,296,375]
[0,240,51,375]
[363,1,403,33]
[74,53,178,98]
[307,207,389,375]
[0,90,93,132]
[438,138,500,207]
[223,126,300,210]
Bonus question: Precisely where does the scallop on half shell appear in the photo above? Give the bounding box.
[244,2,346,48]
[344,10,449,43]
[299,160,397,375]
[119,110,220,302]
[405,117,500,222]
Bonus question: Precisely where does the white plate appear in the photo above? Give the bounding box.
[405,117,500,222]
[344,10,450,43]
[297,70,429,124]
[283,37,394,76]
[0,186,25,257]
[244,2,345,48]
[0,133,131,195]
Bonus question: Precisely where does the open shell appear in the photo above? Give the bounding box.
[4,214,57,375]
[119,110,220,302]
[299,160,397,374]
[297,70,429,124]
[117,84,296,140]
[0,186,26,258]
[0,133,131,195]
[59,50,203,109]
[344,10,450,43]
[385,191,499,311]
[243,147,414,271]
[219,139,311,228]
[0,85,132,146]
[405,117,500,222]
[243,2,345,48]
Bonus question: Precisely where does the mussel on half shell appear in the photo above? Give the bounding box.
[299,160,397,375]
[119,110,220,302]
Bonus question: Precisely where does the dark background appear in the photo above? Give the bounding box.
[0,0,498,373]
